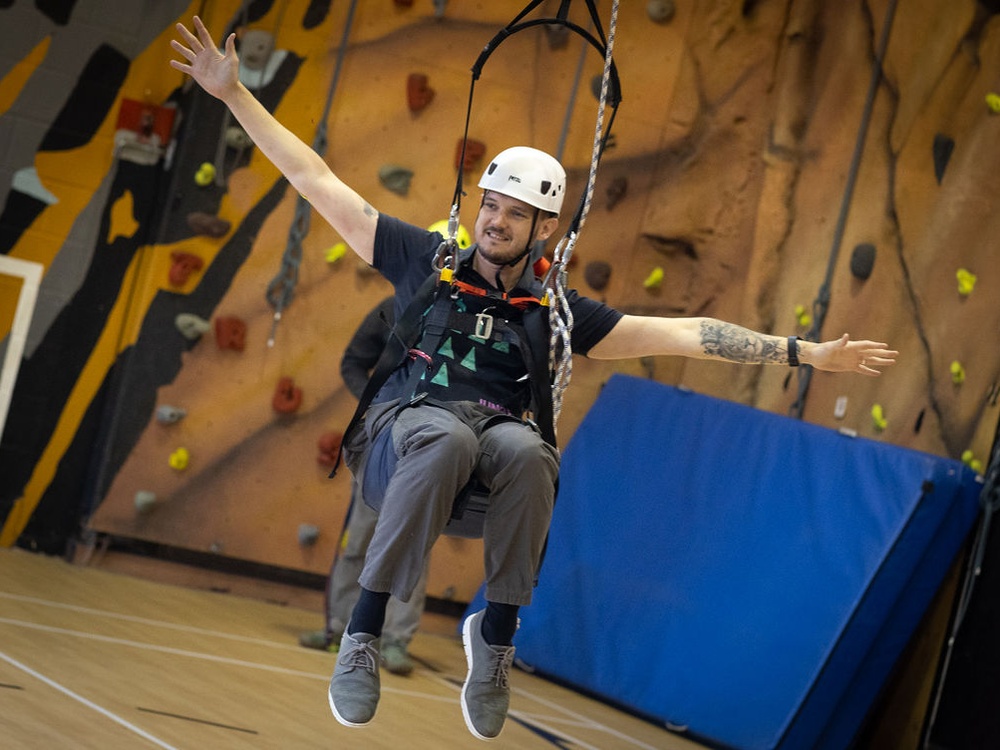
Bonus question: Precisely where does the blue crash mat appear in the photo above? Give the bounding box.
[511,375,981,750]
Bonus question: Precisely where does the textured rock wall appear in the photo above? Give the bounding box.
[1,1,997,598]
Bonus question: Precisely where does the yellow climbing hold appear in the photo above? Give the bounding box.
[871,404,887,431]
[986,92,1000,114]
[325,242,347,263]
[795,304,812,328]
[169,447,190,471]
[950,360,966,385]
[956,268,977,296]
[195,162,216,186]
[427,220,472,249]
[961,449,983,474]
[644,267,664,289]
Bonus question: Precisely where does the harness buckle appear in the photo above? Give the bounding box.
[473,313,494,340]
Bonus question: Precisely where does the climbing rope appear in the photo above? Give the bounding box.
[265,0,358,346]
[546,0,619,429]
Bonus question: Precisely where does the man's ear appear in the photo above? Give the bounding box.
[535,216,560,242]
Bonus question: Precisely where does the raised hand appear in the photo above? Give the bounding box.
[170,16,240,101]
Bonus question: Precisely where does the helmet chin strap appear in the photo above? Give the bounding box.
[504,209,539,268]
[492,210,538,291]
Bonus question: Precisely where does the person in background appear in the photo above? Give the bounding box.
[299,296,428,677]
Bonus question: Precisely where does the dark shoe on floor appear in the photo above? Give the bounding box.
[328,631,380,727]
[298,630,335,651]
[380,637,415,676]
[461,609,515,740]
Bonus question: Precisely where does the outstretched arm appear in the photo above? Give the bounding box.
[588,315,898,376]
[169,16,377,263]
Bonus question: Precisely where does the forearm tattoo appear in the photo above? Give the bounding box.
[699,321,783,364]
[363,202,376,217]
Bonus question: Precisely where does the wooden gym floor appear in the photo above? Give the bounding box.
[0,547,702,749]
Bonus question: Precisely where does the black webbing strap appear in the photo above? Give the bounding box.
[452,0,623,235]
[398,279,457,403]
[328,273,441,478]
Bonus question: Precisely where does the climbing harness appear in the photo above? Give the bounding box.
[265,0,359,346]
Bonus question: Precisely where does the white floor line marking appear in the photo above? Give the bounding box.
[511,683,666,749]
[0,650,178,750]
[0,615,663,748]
[507,711,605,750]
[0,617,330,680]
[0,591,305,651]
[512,707,666,750]
[0,617,456,702]
[418,662,659,749]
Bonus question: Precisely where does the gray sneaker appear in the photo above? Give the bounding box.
[381,637,415,676]
[328,631,380,727]
[461,610,515,740]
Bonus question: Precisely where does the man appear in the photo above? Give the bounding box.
[298,296,427,677]
[170,18,897,741]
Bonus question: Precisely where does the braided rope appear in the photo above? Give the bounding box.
[266,0,358,346]
[548,0,618,430]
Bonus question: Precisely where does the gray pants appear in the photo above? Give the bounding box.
[350,401,560,606]
[325,483,428,644]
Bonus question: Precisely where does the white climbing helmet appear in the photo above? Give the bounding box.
[478,146,566,216]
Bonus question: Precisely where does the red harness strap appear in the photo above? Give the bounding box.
[449,278,541,310]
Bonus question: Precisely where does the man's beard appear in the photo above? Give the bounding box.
[477,227,529,266]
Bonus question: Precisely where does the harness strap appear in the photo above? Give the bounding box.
[449,279,541,309]
[399,279,457,404]
[440,311,512,344]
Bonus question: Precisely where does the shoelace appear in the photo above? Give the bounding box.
[342,639,378,673]
[489,646,516,688]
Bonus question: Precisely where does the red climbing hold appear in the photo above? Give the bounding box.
[407,73,435,113]
[214,316,247,351]
[272,376,303,414]
[316,431,344,467]
[455,138,486,171]
[169,251,204,286]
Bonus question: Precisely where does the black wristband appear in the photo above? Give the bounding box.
[788,335,800,367]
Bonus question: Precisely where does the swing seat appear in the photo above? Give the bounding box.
[445,480,490,539]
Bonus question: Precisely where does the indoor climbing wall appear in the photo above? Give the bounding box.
[0,0,998,610]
